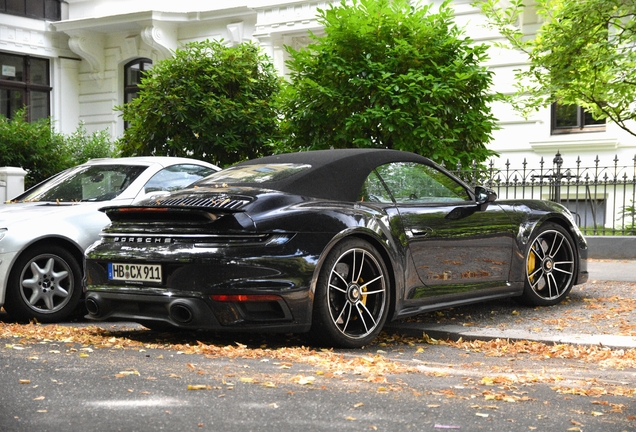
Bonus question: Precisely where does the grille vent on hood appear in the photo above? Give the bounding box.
[156,195,250,210]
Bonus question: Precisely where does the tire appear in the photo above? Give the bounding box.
[4,245,83,323]
[519,223,576,306]
[309,238,390,348]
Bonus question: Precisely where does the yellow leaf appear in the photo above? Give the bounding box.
[79,353,89,358]
[296,376,315,385]
[187,384,211,390]
[591,411,604,417]
[240,377,254,383]
[33,396,45,401]
[354,402,364,408]
[346,416,356,421]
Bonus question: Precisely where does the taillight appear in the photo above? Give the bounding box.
[211,294,282,302]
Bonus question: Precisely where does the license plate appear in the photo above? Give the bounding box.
[108,263,162,283]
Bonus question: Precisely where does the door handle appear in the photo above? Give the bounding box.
[408,227,433,237]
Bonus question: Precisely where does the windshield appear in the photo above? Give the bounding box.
[196,163,311,186]
[15,164,147,203]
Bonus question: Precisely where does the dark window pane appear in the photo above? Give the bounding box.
[7,0,26,15]
[30,57,48,85]
[0,53,24,82]
[0,88,25,119]
[26,0,44,19]
[125,91,139,104]
[584,110,605,126]
[554,103,578,127]
[29,90,49,120]
[126,63,142,86]
[44,0,60,20]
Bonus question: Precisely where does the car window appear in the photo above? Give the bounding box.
[375,162,471,204]
[143,164,217,194]
[358,171,394,203]
[196,163,311,185]
[18,165,147,202]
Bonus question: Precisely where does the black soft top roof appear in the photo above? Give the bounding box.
[234,149,433,202]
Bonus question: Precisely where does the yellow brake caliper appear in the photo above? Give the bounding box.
[360,277,367,306]
[527,248,536,284]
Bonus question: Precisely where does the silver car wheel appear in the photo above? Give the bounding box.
[19,253,73,314]
[327,247,387,340]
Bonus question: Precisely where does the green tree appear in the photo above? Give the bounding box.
[0,110,69,188]
[277,0,499,168]
[478,0,636,136]
[117,40,281,167]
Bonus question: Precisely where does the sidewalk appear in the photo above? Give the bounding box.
[385,259,636,350]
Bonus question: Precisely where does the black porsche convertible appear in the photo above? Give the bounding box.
[84,149,588,347]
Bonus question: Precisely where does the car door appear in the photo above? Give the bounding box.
[375,162,517,300]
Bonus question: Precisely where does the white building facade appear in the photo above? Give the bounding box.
[2,0,635,170]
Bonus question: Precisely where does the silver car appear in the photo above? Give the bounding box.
[0,157,219,323]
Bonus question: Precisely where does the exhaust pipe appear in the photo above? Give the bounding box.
[85,298,100,316]
[170,303,194,324]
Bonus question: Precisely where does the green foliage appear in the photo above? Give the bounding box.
[64,122,117,163]
[620,200,636,234]
[478,0,636,137]
[117,40,282,167]
[277,0,499,168]
[0,110,115,188]
[0,109,68,188]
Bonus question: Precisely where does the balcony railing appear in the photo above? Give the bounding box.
[449,152,636,236]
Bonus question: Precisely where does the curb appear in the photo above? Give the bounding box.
[384,322,636,350]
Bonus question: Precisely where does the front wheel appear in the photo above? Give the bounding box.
[309,238,390,348]
[519,223,576,306]
[4,245,83,323]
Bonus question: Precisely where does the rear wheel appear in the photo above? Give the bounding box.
[310,238,390,348]
[519,223,576,306]
[4,245,82,323]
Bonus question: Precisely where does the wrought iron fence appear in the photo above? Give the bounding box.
[449,152,636,236]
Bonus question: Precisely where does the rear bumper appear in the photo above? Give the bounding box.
[84,289,312,333]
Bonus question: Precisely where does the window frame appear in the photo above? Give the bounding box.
[551,102,606,135]
[0,0,61,21]
[123,58,152,129]
[0,52,51,121]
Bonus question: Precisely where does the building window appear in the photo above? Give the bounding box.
[0,52,50,121]
[0,0,61,21]
[124,58,152,128]
[551,102,605,134]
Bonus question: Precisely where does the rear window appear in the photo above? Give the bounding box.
[196,164,311,185]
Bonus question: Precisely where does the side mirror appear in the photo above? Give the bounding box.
[475,186,497,210]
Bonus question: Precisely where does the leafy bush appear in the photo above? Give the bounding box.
[0,110,115,188]
[278,0,499,168]
[117,40,281,167]
[0,109,69,188]
[64,122,117,163]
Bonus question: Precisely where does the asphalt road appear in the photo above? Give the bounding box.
[1,259,635,431]
[1,328,635,431]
